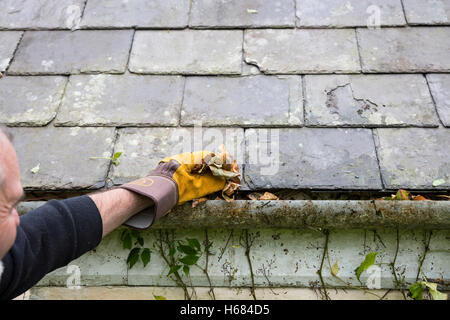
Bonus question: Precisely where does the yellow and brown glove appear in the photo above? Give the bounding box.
[119,151,227,229]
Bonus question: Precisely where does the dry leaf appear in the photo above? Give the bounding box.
[0,72,3,78]
[247,192,262,200]
[412,195,429,201]
[259,192,279,200]
[436,195,450,200]
[192,197,208,208]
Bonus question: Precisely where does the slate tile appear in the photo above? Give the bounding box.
[10,126,116,189]
[304,74,439,127]
[0,76,67,125]
[8,30,134,75]
[244,29,360,74]
[181,75,302,127]
[375,128,450,189]
[55,74,183,126]
[129,30,243,75]
[244,128,382,189]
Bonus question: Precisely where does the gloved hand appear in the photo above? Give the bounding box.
[119,151,226,229]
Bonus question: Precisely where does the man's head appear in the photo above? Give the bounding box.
[0,126,23,260]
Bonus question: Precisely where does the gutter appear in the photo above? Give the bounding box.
[18,200,450,230]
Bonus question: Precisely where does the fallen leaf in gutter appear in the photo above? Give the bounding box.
[192,197,208,208]
[247,192,279,200]
[412,195,429,201]
[259,192,279,200]
[191,144,241,201]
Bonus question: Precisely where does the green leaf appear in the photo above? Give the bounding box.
[127,248,140,269]
[169,246,176,258]
[180,255,200,266]
[137,236,144,247]
[113,152,122,160]
[183,265,190,277]
[153,294,166,300]
[331,261,339,276]
[422,281,448,300]
[168,265,181,276]
[122,233,132,250]
[178,244,197,255]
[141,248,151,267]
[187,238,201,252]
[409,282,423,300]
[355,252,378,281]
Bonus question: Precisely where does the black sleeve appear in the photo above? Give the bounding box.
[0,195,103,300]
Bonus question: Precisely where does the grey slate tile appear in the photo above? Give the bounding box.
[375,128,450,190]
[55,74,184,126]
[304,74,439,127]
[10,126,116,190]
[0,31,22,72]
[110,128,245,185]
[190,0,295,28]
[181,75,302,127]
[427,74,450,127]
[0,0,85,29]
[403,0,450,25]
[81,0,190,28]
[8,30,134,75]
[357,27,450,72]
[296,0,406,27]
[244,29,360,74]
[129,30,243,75]
[244,128,382,190]
[0,76,67,125]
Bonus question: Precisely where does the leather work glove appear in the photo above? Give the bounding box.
[119,151,226,229]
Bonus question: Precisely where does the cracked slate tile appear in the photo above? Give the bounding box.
[55,74,183,126]
[375,128,450,190]
[357,27,450,72]
[244,29,360,74]
[10,126,116,190]
[190,0,295,28]
[129,30,243,75]
[80,0,189,28]
[8,30,134,75]
[304,74,439,127]
[0,0,85,29]
[110,128,244,185]
[244,128,382,190]
[0,31,22,72]
[296,0,406,27]
[427,74,450,127]
[181,75,302,127]
[0,76,67,126]
[403,0,450,25]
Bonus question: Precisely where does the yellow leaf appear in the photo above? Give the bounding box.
[331,261,339,276]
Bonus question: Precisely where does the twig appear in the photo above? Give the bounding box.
[241,230,257,300]
[390,228,407,300]
[416,230,432,282]
[316,230,331,300]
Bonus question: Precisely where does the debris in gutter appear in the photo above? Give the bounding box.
[191,144,241,203]
[378,189,430,201]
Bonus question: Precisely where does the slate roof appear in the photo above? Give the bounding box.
[0,0,449,194]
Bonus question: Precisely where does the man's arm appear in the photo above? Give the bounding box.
[88,188,153,237]
[0,190,152,300]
